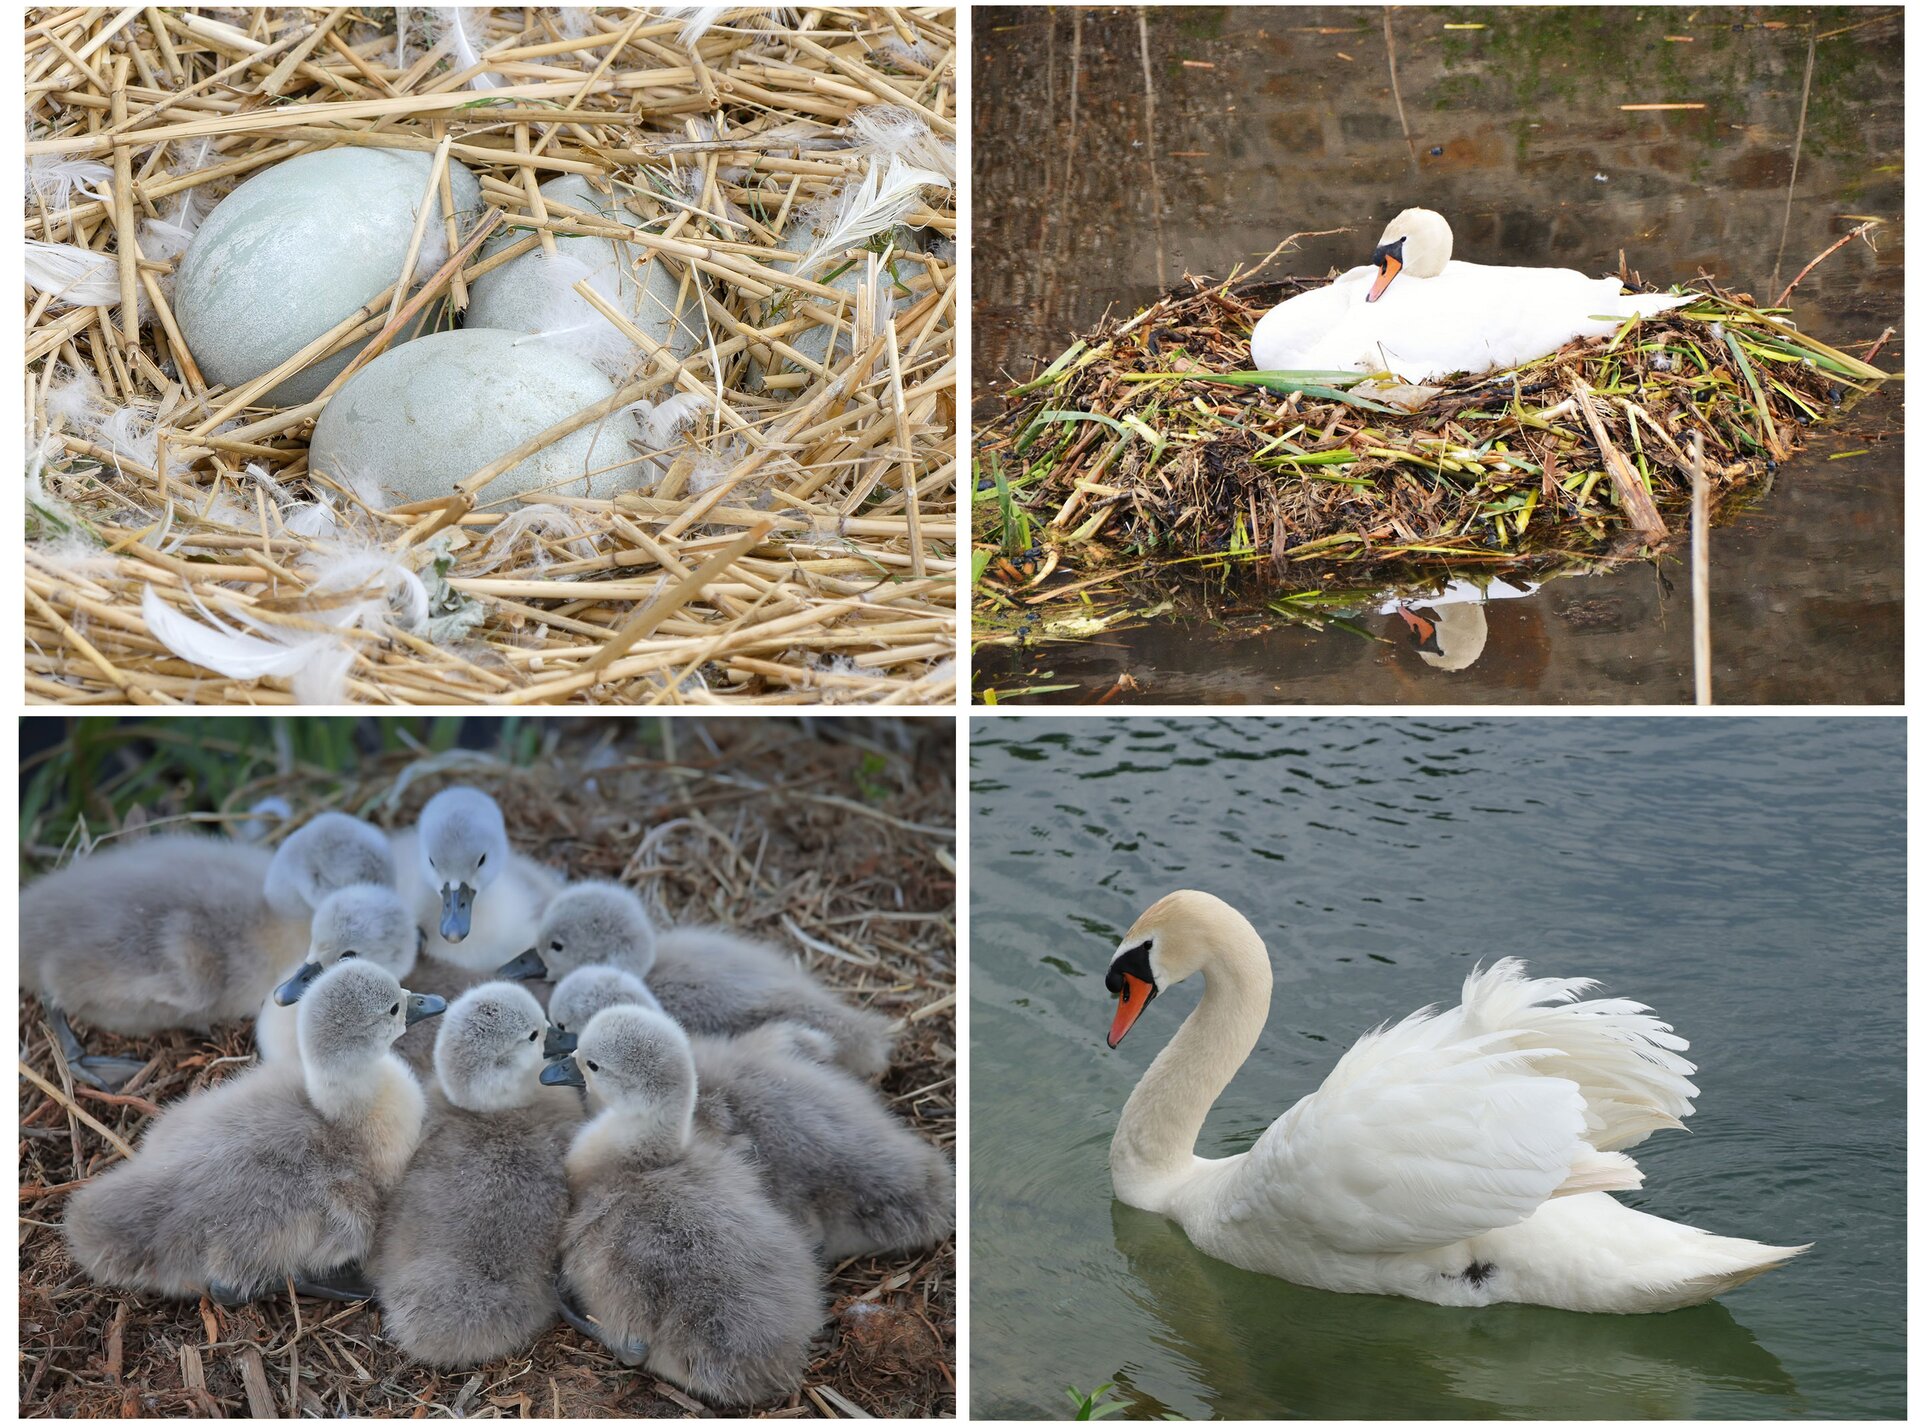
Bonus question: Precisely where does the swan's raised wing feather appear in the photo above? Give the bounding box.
[1222,959,1697,1255]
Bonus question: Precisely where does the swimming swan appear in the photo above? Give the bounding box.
[370,981,580,1367]
[1100,890,1808,1314]
[392,787,561,971]
[1249,208,1689,384]
[545,1006,820,1406]
[499,880,894,1078]
[548,967,953,1259]
[22,835,307,1089]
[64,961,445,1302]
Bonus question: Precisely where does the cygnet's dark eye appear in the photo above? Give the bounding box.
[389,1002,401,1016]
[527,1029,538,1042]
[340,950,358,960]
[478,852,488,867]
[551,940,563,953]
[585,1060,599,1073]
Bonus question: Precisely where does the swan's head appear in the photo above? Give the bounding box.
[1368,207,1452,303]
[274,884,422,1005]
[545,965,660,1057]
[417,787,508,943]
[295,960,445,1069]
[540,1004,696,1149]
[1104,889,1260,1048]
[434,981,550,1111]
[495,880,657,984]
[1398,601,1489,671]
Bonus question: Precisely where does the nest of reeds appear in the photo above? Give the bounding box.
[25,8,956,706]
[976,270,1887,615]
[20,716,956,1419]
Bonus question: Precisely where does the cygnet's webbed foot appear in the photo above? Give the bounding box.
[290,1267,375,1301]
[554,1285,648,1368]
[48,1006,146,1091]
[207,1280,256,1307]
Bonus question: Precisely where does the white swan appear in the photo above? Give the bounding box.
[1102,890,1807,1314]
[1249,208,1689,384]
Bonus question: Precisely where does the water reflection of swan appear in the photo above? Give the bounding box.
[1249,208,1688,383]
[1382,578,1538,671]
[1107,1201,1801,1420]
[1101,892,1807,1312]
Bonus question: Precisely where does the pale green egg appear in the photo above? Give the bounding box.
[307,328,643,506]
[175,148,481,407]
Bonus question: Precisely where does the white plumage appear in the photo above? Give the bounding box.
[1250,208,1689,384]
[1104,890,1807,1314]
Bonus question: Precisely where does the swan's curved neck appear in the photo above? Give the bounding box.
[1111,920,1273,1207]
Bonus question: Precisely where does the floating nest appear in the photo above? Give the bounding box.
[25,7,956,706]
[975,268,1887,627]
[19,716,957,1418]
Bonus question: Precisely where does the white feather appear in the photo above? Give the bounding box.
[43,366,106,432]
[25,155,113,211]
[25,239,122,306]
[627,390,709,447]
[848,105,955,185]
[795,157,944,277]
[465,504,595,574]
[142,582,331,684]
[658,5,795,47]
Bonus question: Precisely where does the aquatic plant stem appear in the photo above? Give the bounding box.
[1769,27,1816,297]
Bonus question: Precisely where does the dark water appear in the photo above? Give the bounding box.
[969,716,1906,1419]
[972,7,1904,704]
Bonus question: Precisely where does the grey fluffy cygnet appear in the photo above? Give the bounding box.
[549,968,952,1259]
[262,812,400,919]
[391,787,562,972]
[21,835,307,1089]
[257,884,421,1063]
[370,981,581,1367]
[500,881,894,1078]
[64,961,446,1302]
[545,1006,820,1407]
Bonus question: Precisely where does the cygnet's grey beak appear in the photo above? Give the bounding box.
[439,884,476,942]
[496,948,548,981]
[540,1054,586,1089]
[273,961,324,1006]
[405,992,448,1027]
[543,1025,577,1058]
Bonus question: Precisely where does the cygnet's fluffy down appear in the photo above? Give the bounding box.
[391,786,562,972]
[549,968,951,1258]
[64,962,444,1301]
[549,1007,820,1407]
[371,982,581,1367]
[22,835,306,1038]
[393,957,554,1078]
[504,880,894,1079]
[263,811,399,919]
[256,884,421,1063]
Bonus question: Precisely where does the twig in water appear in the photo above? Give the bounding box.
[1137,9,1166,291]
[1776,219,1882,308]
[1688,433,1710,706]
[1769,27,1817,295]
[1383,8,1417,173]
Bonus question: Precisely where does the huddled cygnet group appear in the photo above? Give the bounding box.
[25,785,953,1407]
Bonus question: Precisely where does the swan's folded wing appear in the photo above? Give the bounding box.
[1221,1018,1596,1255]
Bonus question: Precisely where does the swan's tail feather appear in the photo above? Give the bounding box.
[1650,1236,1811,1311]
[1460,959,1698,1152]
[1554,1148,1642,1198]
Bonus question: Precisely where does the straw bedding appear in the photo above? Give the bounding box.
[975,269,1887,613]
[19,717,956,1417]
[24,7,956,706]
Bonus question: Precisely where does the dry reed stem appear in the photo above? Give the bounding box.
[19,718,956,1419]
[26,6,956,706]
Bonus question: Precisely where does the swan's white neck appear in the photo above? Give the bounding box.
[1111,918,1273,1211]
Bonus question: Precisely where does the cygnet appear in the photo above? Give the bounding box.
[500,881,894,1078]
[263,811,400,919]
[544,1006,820,1407]
[370,981,581,1366]
[22,835,306,1089]
[256,883,421,1063]
[548,968,952,1259]
[391,787,561,971]
[64,961,445,1302]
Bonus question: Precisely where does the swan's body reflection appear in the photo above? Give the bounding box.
[1107,1201,1800,1420]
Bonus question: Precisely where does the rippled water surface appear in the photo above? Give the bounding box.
[972,6,1903,704]
[969,717,1905,1418]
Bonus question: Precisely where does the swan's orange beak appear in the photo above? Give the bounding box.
[1367,252,1403,303]
[1107,973,1156,1048]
